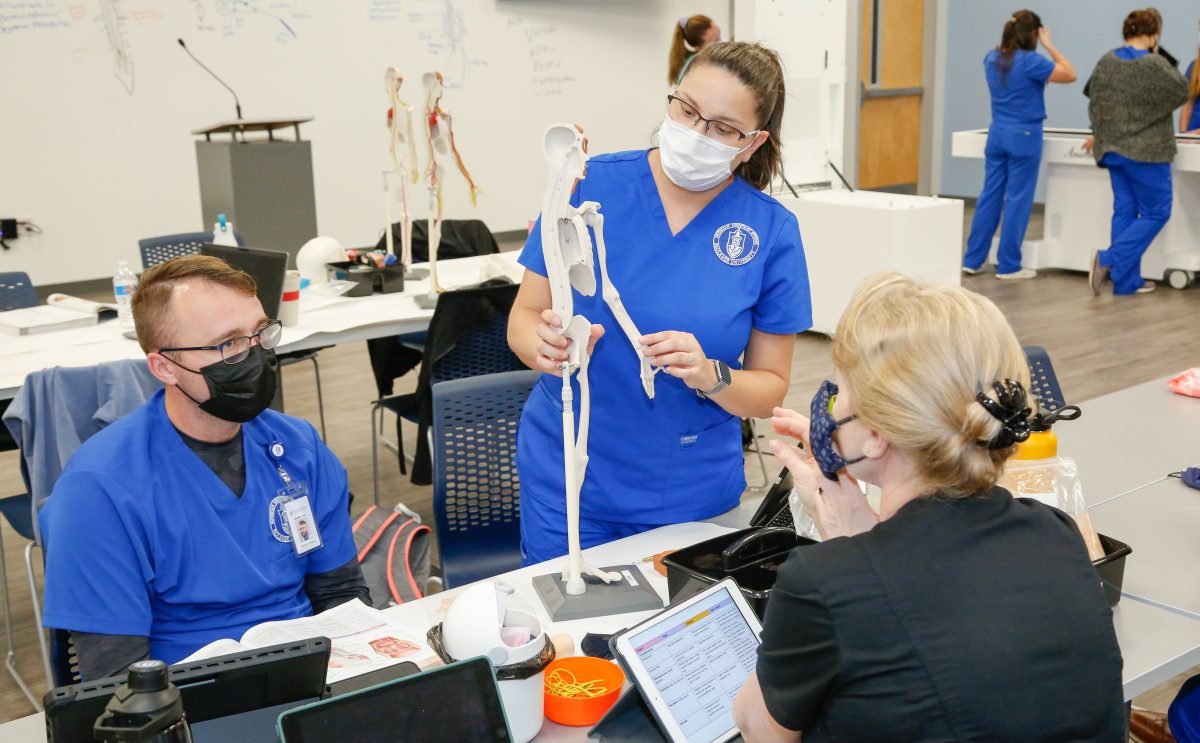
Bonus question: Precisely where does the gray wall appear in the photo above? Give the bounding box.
[939,0,1198,199]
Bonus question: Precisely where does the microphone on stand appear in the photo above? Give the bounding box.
[177,38,243,120]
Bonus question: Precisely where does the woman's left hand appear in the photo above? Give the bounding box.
[640,331,717,390]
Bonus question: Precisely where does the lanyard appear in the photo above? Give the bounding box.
[268,441,296,489]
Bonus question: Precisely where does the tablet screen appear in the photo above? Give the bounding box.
[622,581,761,743]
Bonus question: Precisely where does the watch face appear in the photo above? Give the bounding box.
[718,361,732,384]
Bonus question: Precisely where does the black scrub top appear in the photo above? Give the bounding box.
[755,486,1125,743]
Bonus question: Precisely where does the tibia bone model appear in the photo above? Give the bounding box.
[384,67,418,269]
[540,123,659,595]
[422,71,479,296]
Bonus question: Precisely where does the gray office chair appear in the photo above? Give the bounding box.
[431,370,538,588]
[0,272,40,708]
[2,360,161,709]
[138,233,327,440]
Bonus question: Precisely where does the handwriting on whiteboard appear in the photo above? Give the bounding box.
[0,1,71,34]
[507,17,574,98]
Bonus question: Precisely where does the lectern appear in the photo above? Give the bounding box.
[193,117,318,266]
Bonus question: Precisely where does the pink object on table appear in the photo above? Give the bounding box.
[500,626,532,647]
[1168,368,1200,398]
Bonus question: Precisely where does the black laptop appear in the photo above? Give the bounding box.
[200,243,289,318]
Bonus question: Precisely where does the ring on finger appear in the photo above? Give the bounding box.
[687,353,695,367]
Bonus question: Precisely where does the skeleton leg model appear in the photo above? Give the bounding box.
[423,71,479,297]
[384,67,418,269]
[540,124,659,595]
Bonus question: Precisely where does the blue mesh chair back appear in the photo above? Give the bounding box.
[139,231,243,269]
[432,370,538,588]
[375,282,525,488]
[0,272,38,311]
[1024,345,1067,412]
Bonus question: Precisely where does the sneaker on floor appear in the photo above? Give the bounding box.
[1089,251,1109,296]
[995,268,1037,280]
[961,265,981,276]
[1136,280,1157,294]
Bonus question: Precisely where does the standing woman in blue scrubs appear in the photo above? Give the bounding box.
[1085,9,1189,295]
[509,41,811,564]
[962,10,1077,280]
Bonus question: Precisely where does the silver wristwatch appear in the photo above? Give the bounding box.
[699,360,732,398]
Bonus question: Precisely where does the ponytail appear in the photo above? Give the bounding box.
[668,15,714,84]
[995,10,1042,86]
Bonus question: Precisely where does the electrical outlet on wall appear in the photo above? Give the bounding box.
[0,218,16,240]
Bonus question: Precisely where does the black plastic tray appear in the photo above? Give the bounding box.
[325,260,404,296]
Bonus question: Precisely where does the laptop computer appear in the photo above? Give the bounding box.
[44,638,330,743]
[200,243,289,319]
[277,656,511,743]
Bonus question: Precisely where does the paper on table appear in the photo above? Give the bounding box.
[180,599,438,684]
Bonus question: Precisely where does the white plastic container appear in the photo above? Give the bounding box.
[279,270,301,326]
[442,583,548,743]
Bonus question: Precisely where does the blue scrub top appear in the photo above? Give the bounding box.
[986,48,1055,126]
[1186,61,1200,132]
[1114,46,1150,60]
[41,390,357,663]
[517,149,811,525]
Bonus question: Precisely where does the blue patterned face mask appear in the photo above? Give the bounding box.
[809,380,865,480]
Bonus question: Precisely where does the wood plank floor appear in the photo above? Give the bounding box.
[0,205,1196,723]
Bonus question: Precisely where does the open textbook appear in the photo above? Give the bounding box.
[0,293,117,336]
[180,599,439,684]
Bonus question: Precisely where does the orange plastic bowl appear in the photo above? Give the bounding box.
[543,656,625,727]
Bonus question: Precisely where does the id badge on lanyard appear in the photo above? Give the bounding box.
[268,441,323,557]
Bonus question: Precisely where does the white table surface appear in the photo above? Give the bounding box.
[1090,477,1200,619]
[0,253,523,401]
[1057,376,1200,507]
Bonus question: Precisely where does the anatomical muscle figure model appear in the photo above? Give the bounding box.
[540,123,659,595]
[383,67,419,270]
[423,71,479,296]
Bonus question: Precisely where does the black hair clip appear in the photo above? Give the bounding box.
[976,379,1032,449]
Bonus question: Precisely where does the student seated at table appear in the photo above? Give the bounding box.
[732,274,1125,742]
[40,256,369,681]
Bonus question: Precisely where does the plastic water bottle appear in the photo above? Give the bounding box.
[113,261,137,331]
[212,213,238,246]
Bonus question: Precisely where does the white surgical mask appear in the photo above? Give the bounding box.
[657,115,753,191]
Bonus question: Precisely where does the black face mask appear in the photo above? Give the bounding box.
[168,345,278,423]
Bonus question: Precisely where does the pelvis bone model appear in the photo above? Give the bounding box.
[540,124,660,595]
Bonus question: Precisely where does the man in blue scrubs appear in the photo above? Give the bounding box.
[40,256,368,680]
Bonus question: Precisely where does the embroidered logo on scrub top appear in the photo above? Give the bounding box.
[269,494,294,543]
[712,223,760,266]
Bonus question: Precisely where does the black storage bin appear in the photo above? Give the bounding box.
[325,261,405,296]
[1093,533,1132,607]
[662,527,816,618]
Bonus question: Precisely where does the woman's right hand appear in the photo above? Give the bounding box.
[1081,135,1095,154]
[535,309,604,376]
[769,406,879,539]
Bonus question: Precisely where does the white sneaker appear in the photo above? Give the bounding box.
[996,268,1038,280]
[1135,280,1157,294]
[961,265,981,276]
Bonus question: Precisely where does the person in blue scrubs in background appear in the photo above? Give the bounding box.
[1085,9,1189,296]
[962,10,1077,280]
[41,256,368,680]
[509,41,812,565]
[1180,42,1200,134]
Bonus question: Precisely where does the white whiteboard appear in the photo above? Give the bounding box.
[0,0,729,285]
